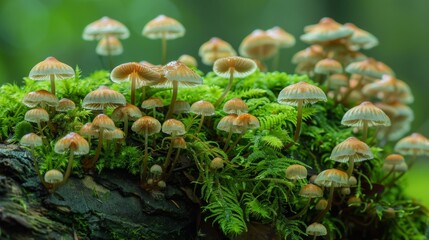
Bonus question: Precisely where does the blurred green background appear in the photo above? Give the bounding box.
[0,0,428,204]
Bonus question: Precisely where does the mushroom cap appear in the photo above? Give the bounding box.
[190,100,215,116]
[301,17,353,43]
[172,136,187,149]
[44,169,64,184]
[111,104,143,122]
[82,86,126,110]
[178,54,198,68]
[233,113,260,132]
[223,98,248,115]
[344,23,378,50]
[25,108,49,123]
[153,61,203,88]
[103,128,125,140]
[131,116,162,136]
[362,75,413,104]
[299,184,323,198]
[292,45,325,64]
[306,222,327,236]
[96,35,123,56]
[202,51,237,66]
[20,133,43,147]
[54,132,89,155]
[142,15,185,40]
[330,137,374,163]
[210,157,224,170]
[266,26,296,48]
[199,37,237,57]
[239,29,279,60]
[346,58,395,79]
[162,119,186,136]
[79,123,98,137]
[341,101,391,127]
[150,164,163,175]
[285,164,307,180]
[328,74,349,89]
[314,58,343,75]
[56,98,75,112]
[173,101,191,114]
[382,162,408,172]
[217,114,242,133]
[91,114,116,131]
[22,89,59,108]
[394,133,429,156]
[83,16,129,40]
[110,62,161,88]
[213,56,257,79]
[141,97,164,109]
[314,169,349,187]
[277,81,327,106]
[29,57,75,81]
[384,154,405,165]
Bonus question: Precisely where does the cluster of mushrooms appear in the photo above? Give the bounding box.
[17,15,429,238]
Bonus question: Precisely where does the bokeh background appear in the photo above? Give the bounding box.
[0,0,428,204]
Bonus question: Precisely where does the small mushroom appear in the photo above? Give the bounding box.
[199,37,237,66]
[82,86,126,113]
[111,103,143,137]
[161,119,186,172]
[190,100,215,133]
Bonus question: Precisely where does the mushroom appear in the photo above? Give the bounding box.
[54,132,89,185]
[88,114,116,167]
[292,183,323,219]
[330,137,374,176]
[226,113,260,154]
[210,157,224,170]
[22,89,59,108]
[362,75,413,104]
[141,97,164,118]
[178,54,198,68]
[24,108,49,141]
[301,17,353,44]
[82,86,126,113]
[111,103,142,137]
[44,169,64,185]
[20,133,44,184]
[131,116,161,181]
[394,133,429,167]
[277,81,327,142]
[172,100,191,116]
[166,136,187,179]
[190,100,215,133]
[239,29,279,64]
[285,164,308,180]
[199,37,237,66]
[266,26,296,70]
[110,62,161,105]
[213,56,257,107]
[344,23,379,50]
[56,98,75,112]
[341,101,391,142]
[223,98,248,115]
[96,35,123,57]
[379,154,406,183]
[217,114,240,151]
[314,58,343,92]
[161,119,186,172]
[29,57,75,95]
[142,15,185,64]
[306,222,327,239]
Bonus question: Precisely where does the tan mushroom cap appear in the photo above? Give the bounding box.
[91,114,116,131]
[233,113,260,132]
[299,184,323,198]
[277,81,327,106]
[79,123,98,137]
[111,104,142,122]
[56,98,75,112]
[82,86,126,110]
[210,157,224,169]
[306,222,327,236]
[266,26,296,48]
[162,119,186,136]
[54,132,89,155]
[314,58,343,75]
[382,162,408,172]
[103,128,125,140]
[223,98,248,115]
[178,54,198,68]
[131,116,162,136]
[153,61,203,88]
[394,133,429,156]
[190,100,215,116]
[330,137,374,163]
[111,62,161,88]
[141,97,164,109]
[172,136,187,149]
[384,154,405,165]
[239,29,279,60]
[346,58,395,79]
[285,164,307,180]
[20,133,43,147]
[213,56,257,78]
[44,169,64,184]
[96,35,123,56]
[29,57,75,81]
[292,45,325,64]
[362,75,413,104]
[25,108,49,123]
[217,114,241,133]
[301,17,353,43]
[202,51,237,66]
[328,74,349,88]
[142,15,185,40]
[341,101,391,127]
[199,37,237,57]
[22,89,59,108]
[173,101,191,114]
[344,23,378,50]
[83,16,129,40]
[314,169,349,187]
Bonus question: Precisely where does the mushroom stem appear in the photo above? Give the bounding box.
[226,132,245,154]
[131,76,137,105]
[166,80,178,119]
[62,148,76,184]
[271,52,280,71]
[379,165,396,183]
[362,121,368,142]
[91,128,104,166]
[106,35,113,70]
[161,32,167,65]
[123,115,129,138]
[293,100,304,142]
[30,146,45,185]
[140,131,149,181]
[50,74,56,95]
[347,157,355,177]
[314,186,335,222]
[223,130,233,152]
[163,135,176,171]
[214,69,235,107]
[289,198,313,220]
[196,114,205,133]
[37,122,49,145]
[166,148,181,179]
